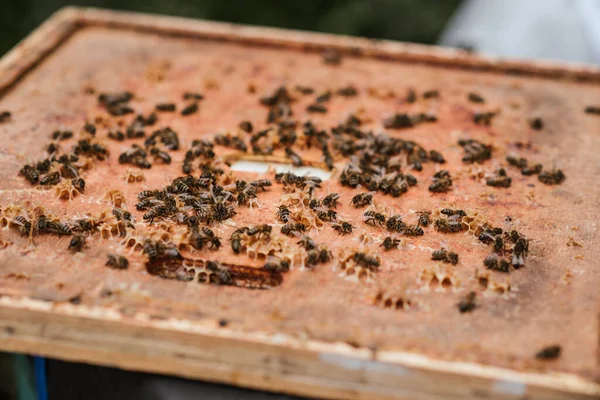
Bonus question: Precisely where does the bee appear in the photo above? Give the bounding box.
[138,190,160,199]
[521,163,543,176]
[51,130,73,141]
[112,208,133,222]
[403,224,424,236]
[535,345,561,360]
[181,103,199,116]
[381,236,400,250]
[331,220,353,235]
[363,210,385,226]
[467,92,485,103]
[36,159,51,173]
[83,122,96,135]
[143,206,166,223]
[351,192,374,208]
[512,237,529,268]
[50,221,71,236]
[306,103,328,113]
[353,252,380,269]
[281,223,306,236]
[440,209,467,217]
[264,257,290,272]
[0,110,12,123]
[416,211,431,227]
[155,103,176,112]
[529,117,543,130]
[20,165,39,184]
[230,232,244,254]
[149,147,171,164]
[285,147,303,167]
[249,179,272,191]
[435,219,464,233]
[294,85,314,95]
[386,215,406,232]
[428,177,452,193]
[405,174,418,187]
[423,90,439,99]
[40,171,60,186]
[13,215,32,236]
[457,292,477,313]
[432,249,459,264]
[275,205,291,223]
[247,224,272,238]
[306,249,320,267]
[486,168,512,188]
[506,156,528,169]
[239,120,253,133]
[322,193,340,209]
[429,150,445,163]
[107,130,125,141]
[68,235,85,252]
[459,139,493,161]
[483,254,510,273]
[316,208,337,222]
[383,113,413,129]
[183,92,204,101]
[493,236,505,253]
[538,169,565,185]
[297,235,317,250]
[337,85,358,97]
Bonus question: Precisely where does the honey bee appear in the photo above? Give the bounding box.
[20,165,39,184]
[40,171,60,186]
[506,156,528,169]
[429,150,445,163]
[281,223,307,236]
[483,254,510,273]
[535,345,561,360]
[386,215,406,232]
[416,211,431,227]
[512,237,529,269]
[68,235,86,252]
[249,179,272,191]
[247,224,272,238]
[106,254,129,270]
[306,103,328,113]
[429,170,452,193]
[363,211,385,226]
[155,103,176,112]
[315,208,337,222]
[440,209,467,217]
[486,168,512,188]
[239,120,253,133]
[434,218,464,233]
[458,139,492,162]
[229,231,245,254]
[263,257,290,272]
[276,205,291,223]
[331,220,353,235]
[381,236,400,250]
[457,291,477,313]
[112,208,133,222]
[351,192,374,208]
[431,249,459,265]
[538,169,565,185]
[181,103,199,116]
[352,252,380,269]
[150,147,172,164]
[403,224,424,236]
[59,162,79,179]
[71,177,85,192]
[405,174,418,187]
[13,215,32,236]
[183,92,204,101]
[322,193,340,209]
[285,147,304,167]
[467,92,485,103]
[297,235,317,250]
[521,163,543,176]
[206,261,233,285]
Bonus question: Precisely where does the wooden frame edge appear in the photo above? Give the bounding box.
[0,6,599,399]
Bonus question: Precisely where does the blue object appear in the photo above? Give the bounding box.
[33,357,48,400]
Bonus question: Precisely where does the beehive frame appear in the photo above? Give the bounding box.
[0,7,599,399]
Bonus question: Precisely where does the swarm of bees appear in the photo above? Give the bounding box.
[9,81,559,322]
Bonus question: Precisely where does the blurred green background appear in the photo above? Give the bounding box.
[0,0,461,56]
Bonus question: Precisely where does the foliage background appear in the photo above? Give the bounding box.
[0,0,461,55]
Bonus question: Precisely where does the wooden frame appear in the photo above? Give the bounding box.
[0,7,599,399]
